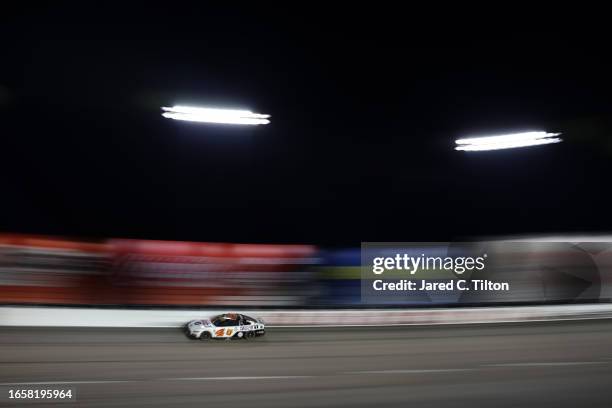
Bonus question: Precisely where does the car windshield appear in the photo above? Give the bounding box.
[212,315,239,327]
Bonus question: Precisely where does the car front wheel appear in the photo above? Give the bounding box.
[199,332,211,341]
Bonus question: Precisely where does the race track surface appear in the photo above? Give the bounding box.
[2,320,612,407]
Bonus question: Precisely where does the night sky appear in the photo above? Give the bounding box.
[1,5,611,246]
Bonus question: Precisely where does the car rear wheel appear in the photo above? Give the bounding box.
[199,332,211,341]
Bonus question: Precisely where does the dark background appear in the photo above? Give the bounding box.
[1,4,611,245]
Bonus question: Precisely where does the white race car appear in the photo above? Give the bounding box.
[185,313,265,340]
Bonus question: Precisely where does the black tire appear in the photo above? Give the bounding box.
[184,327,197,340]
[199,332,211,341]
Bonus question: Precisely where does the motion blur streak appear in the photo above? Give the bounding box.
[1,234,611,307]
[161,106,270,125]
[0,234,317,306]
[1,322,612,407]
[455,131,562,151]
[455,137,562,151]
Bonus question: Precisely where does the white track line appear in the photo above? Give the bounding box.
[3,361,609,385]
[168,376,313,381]
[485,362,608,367]
[351,369,474,374]
[0,381,130,385]
[0,377,312,386]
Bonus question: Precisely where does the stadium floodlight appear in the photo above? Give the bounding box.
[455,131,562,151]
[161,105,270,125]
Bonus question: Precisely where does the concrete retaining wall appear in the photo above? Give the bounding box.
[2,304,612,328]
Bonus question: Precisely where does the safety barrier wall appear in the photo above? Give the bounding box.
[2,304,612,327]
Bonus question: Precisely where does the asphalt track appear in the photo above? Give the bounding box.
[2,320,612,407]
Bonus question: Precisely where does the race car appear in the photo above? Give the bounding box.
[185,313,265,340]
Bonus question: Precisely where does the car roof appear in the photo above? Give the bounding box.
[214,313,239,320]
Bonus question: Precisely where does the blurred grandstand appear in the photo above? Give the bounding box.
[0,234,610,307]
